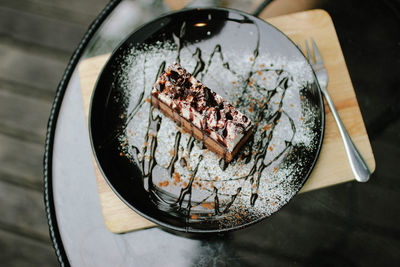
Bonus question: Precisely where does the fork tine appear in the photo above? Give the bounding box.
[305,40,313,64]
[311,38,323,65]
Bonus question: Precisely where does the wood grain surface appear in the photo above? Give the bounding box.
[0,0,109,265]
[78,9,375,234]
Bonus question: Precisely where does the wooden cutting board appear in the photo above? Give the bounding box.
[78,9,375,234]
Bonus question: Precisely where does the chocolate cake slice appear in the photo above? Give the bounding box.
[151,63,253,162]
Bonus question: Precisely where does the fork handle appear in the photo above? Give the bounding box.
[321,89,371,182]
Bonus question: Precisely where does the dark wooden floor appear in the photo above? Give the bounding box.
[0,0,108,266]
[0,0,399,266]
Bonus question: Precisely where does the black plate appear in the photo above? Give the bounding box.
[89,8,324,233]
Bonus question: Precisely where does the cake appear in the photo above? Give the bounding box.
[151,63,253,162]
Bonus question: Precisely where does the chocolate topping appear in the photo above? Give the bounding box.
[169,70,180,84]
[216,110,221,121]
[203,87,218,107]
[183,79,192,89]
[152,63,253,153]
[156,80,165,92]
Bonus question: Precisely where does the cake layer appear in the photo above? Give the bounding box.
[151,63,253,162]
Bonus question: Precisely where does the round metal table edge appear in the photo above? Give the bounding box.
[43,0,122,265]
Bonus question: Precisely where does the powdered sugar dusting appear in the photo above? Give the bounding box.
[116,41,322,228]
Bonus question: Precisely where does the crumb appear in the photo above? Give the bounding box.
[173,172,181,183]
[201,203,214,209]
[263,124,271,131]
[249,103,254,113]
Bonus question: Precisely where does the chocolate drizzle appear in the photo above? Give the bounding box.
[133,105,162,192]
[219,158,228,171]
[187,136,195,153]
[167,132,181,176]
[121,17,309,225]
[173,22,186,64]
[176,155,203,214]
[192,48,205,78]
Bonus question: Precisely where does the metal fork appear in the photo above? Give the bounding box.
[301,38,371,182]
